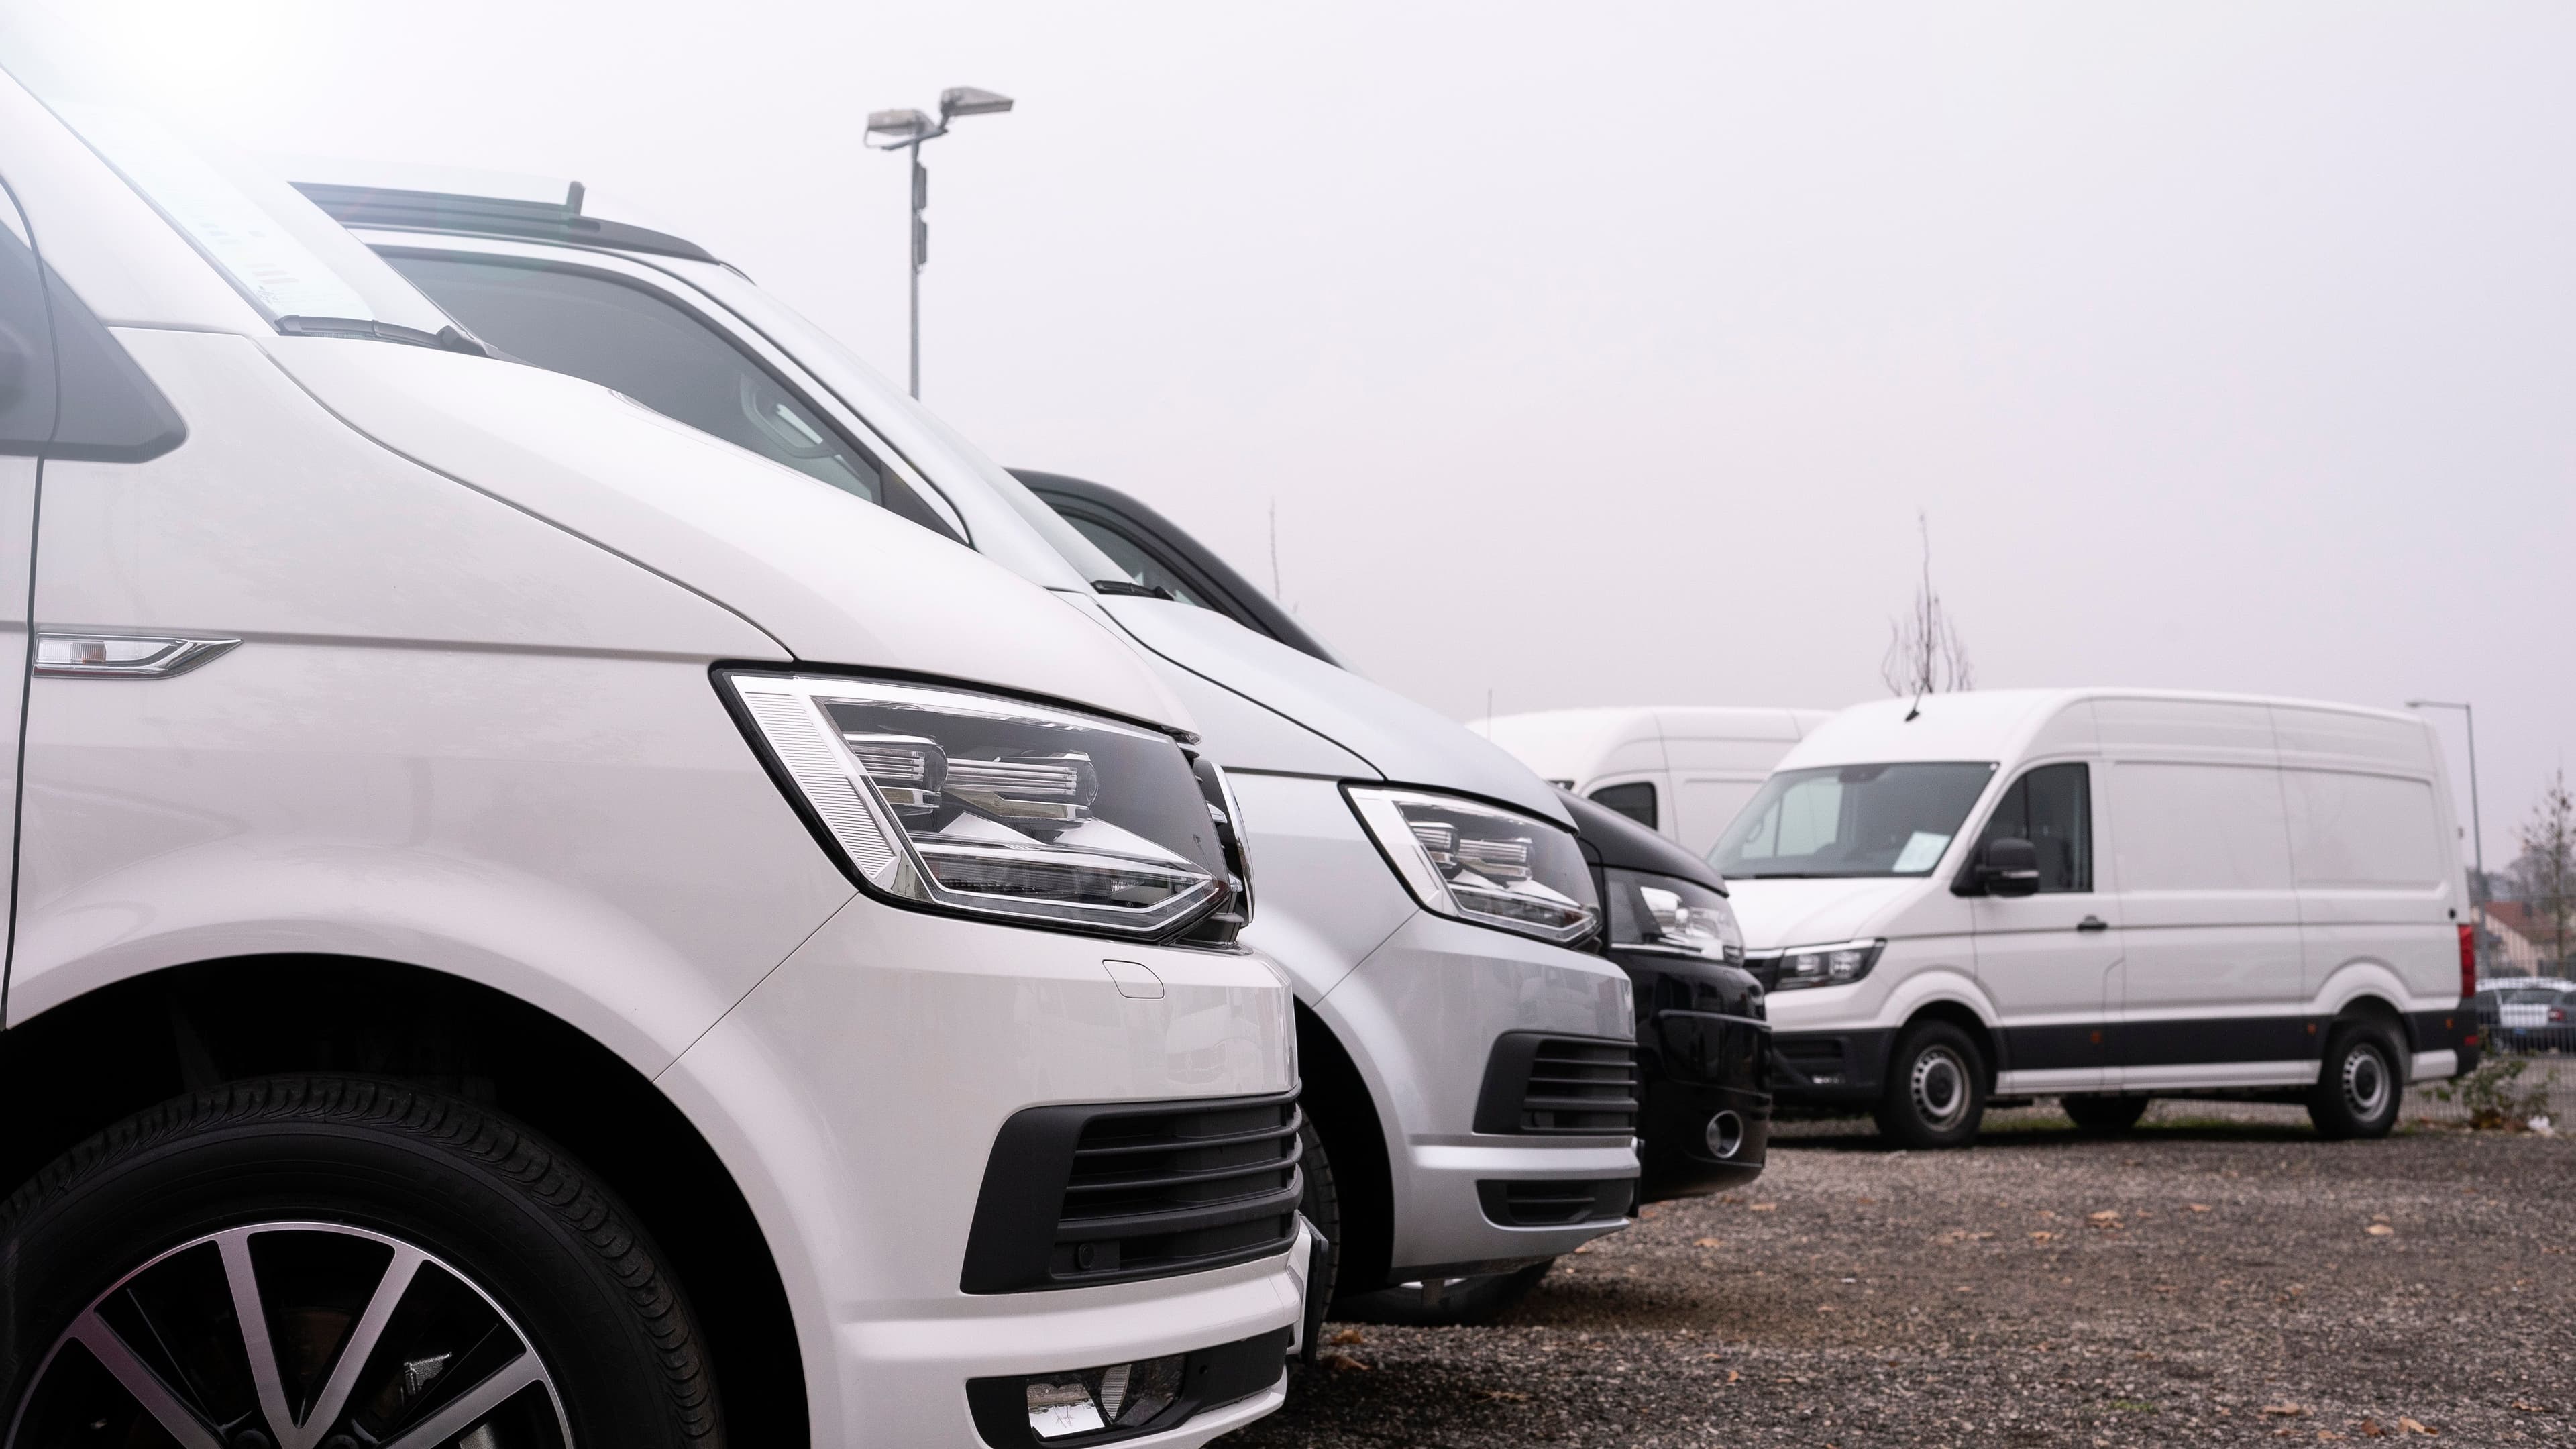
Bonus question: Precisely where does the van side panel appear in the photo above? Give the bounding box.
[2271,706,2461,1068]
[2094,699,2310,1087]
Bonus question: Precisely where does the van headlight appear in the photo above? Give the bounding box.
[1346,786,1597,945]
[725,672,1244,941]
[1750,939,1885,991]
[1602,869,1743,963]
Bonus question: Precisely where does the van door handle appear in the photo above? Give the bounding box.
[2076,915,2108,933]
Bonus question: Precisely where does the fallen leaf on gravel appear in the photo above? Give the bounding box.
[1727,1370,1740,1383]
[2263,1403,2310,1417]
[2358,1421,2386,1437]
[2512,1401,2546,1412]
[1320,1352,1371,1372]
[1485,1390,1529,1402]
[1572,1243,1591,1253]
[2366,1224,2395,1236]
[1750,1203,1778,1212]
[2188,1203,2212,1212]
[2090,1210,2121,1222]
[2396,1417,2435,1435]
[1326,1328,1364,1346]
[2029,1230,2058,1241]
[1695,1237,1725,1247]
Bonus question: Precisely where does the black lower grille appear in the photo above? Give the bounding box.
[1476,1178,1637,1227]
[1473,1033,1640,1136]
[962,1088,1303,1293]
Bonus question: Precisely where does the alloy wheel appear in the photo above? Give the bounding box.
[9,1221,570,1449]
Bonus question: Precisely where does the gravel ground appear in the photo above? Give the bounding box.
[1238,1113,2576,1447]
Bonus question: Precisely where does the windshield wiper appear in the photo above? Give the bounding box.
[276,315,494,356]
[1091,579,1175,600]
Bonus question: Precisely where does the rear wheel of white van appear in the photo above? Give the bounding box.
[2308,1022,2405,1140]
[1875,1022,1987,1150]
[0,1076,720,1449]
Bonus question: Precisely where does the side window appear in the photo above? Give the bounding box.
[381,252,958,539]
[1973,762,2092,893]
[1589,781,1657,831]
[1060,513,1214,609]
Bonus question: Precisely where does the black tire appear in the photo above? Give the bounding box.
[2062,1093,2151,1135]
[0,1075,718,1449]
[1293,1118,1340,1362]
[2308,1020,2406,1140]
[1874,1020,1988,1150]
[1335,1259,1555,1327]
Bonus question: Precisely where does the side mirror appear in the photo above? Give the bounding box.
[1959,836,2041,898]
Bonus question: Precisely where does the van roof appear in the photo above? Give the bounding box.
[1778,688,2435,774]
[1472,706,1831,785]
[279,157,720,264]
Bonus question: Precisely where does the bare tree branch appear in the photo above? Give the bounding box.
[1882,511,1974,700]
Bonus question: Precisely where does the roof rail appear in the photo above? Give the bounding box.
[294,180,719,263]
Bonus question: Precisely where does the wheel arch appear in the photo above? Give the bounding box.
[1901,999,2002,1087]
[0,953,807,1446]
[1293,1000,1394,1299]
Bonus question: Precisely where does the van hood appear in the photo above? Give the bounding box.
[1727,877,1919,949]
[1098,596,1571,826]
[264,339,1195,731]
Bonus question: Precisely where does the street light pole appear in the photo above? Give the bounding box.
[2409,698,2487,967]
[866,87,1014,400]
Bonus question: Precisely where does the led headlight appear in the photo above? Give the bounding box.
[1750,939,1885,991]
[1601,868,1743,964]
[1346,786,1597,945]
[726,672,1241,939]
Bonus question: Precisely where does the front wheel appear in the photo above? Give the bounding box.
[1874,1022,1988,1150]
[0,1076,720,1449]
[2308,1022,2405,1140]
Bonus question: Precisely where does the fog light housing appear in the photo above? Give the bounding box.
[1024,1355,1185,1438]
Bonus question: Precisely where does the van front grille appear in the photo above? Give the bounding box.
[1474,1033,1640,1136]
[963,1089,1303,1293]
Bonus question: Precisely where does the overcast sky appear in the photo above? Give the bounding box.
[78,1,2576,871]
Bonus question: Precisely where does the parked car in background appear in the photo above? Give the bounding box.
[1013,477,1771,1195]
[1474,706,1833,857]
[1559,788,1770,1199]
[2477,977,2576,1053]
[294,166,1644,1330]
[0,55,1305,1449]
[1714,690,2481,1146]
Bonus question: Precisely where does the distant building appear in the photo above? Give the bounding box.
[2478,900,2554,977]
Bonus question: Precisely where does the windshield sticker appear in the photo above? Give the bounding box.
[1894,830,1952,873]
[62,103,374,322]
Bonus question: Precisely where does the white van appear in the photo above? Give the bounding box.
[1475,706,1832,857]
[288,163,1643,1326]
[0,36,1305,1449]
[1709,690,2481,1146]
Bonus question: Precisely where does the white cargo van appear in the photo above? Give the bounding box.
[1475,707,1832,857]
[0,33,1305,1449]
[1711,690,2481,1146]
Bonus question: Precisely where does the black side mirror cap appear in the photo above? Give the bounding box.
[1953,836,2042,897]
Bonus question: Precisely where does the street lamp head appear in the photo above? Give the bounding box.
[940,86,1015,119]
[865,108,934,147]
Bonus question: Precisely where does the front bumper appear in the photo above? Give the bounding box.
[1768,1027,1896,1106]
[1611,950,1774,1199]
[659,894,1305,1446]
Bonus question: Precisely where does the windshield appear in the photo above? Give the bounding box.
[1711,762,1996,879]
[0,7,462,342]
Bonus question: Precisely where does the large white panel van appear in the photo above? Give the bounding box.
[0,36,1306,1449]
[1476,707,1832,857]
[286,164,1642,1328]
[1710,690,2481,1146]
